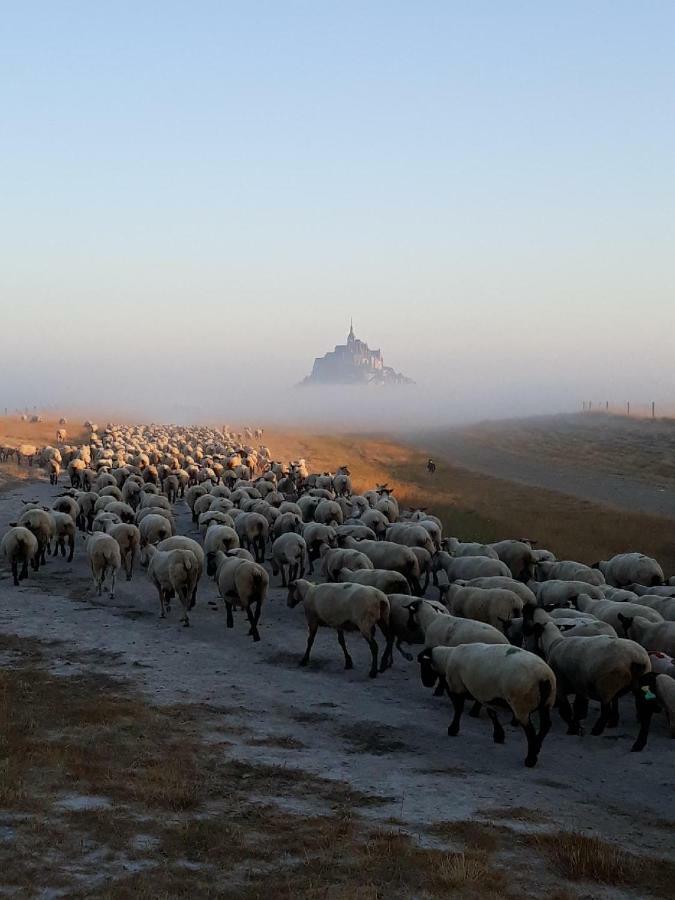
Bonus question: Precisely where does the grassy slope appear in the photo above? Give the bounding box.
[266,428,675,575]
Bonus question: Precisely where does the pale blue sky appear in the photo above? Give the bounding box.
[1,2,674,422]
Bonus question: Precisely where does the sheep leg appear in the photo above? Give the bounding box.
[591,703,612,736]
[246,606,260,642]
[280,564,287,588]
[299,623,318,666]
[366,630,379,679]
[522,720,540,767]
[109,570,116,600]
[469,701,482,718]
[448,694,465,736]
[31,550,39,571]
[434,675,448,697]
[487,709,505,744]
[432,570,439,587]
[631,689,656,752]
[19,560,28,581]
[537,705,552,749]
[558,694,581,735]
[11,560,19,586]
[608,696,620,728]
[225,601,234,629]
[158,588,166,618]
[337,629,353,669]
[396,638,413,662]
[378,622,394,672]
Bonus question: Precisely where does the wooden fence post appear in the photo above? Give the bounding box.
[627,402,630,416]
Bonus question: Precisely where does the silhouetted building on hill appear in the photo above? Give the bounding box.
[299,323,413,386]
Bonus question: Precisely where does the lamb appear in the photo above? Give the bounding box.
[532,617,657,751]
[536,560,605,586]
[209,551,268,641]
[270,533,307,586]
[339,538,421,593]
[146,545,199,626]
[337,567,411,596]
[442,583,524,635]
[594,553,664,588]
[287,579,392,678]
[108,523,141,581]
[490,540,538,582]
[86,532,122,599]
[618,615,675,656]
[320,546,374,581]
[1,526,39,585]
[418,643,555,767]
[575,594,664,632]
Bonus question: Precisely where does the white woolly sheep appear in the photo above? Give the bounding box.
[109,523,141,581]
[287,579,392,678]
[443,583,524,636]
[490,540,538,582]
[340,538,422,594]
[575,594,664,632]
[537,560,605,586]
[86,532,122,599]
[618,614,675,656]
[337,567,411,597]
[270,533,307,586]
[594,553,664,588]
[655,675,675,738]
[418,643,555,767]
[209,551,269,641]
[146,545,199,626]
[1,526,39,585]
[444,538,499,560]
[320,546,374,582]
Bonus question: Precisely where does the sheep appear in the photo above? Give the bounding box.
[104,501,136,524]
[444,538,499,560]
[199,510,235,536]
[320,546,374,582]
[628,595,675,621]
[631,583,675,598]
[534,580,605,611]
[333,466,352,497]
[287,579,392,678]
[594,553,664,589]
[49,511,76,562]
[575,594,664,632]
[655,675,675,738]
[358,508,389,539]
[536,560,605,586]
[203,524,240,561]
[1,526,39,585]
[209,551,268,641]
[314,499,344,527]
[108,523,141,581]
[138,513,173,553]
[234,512,269,563]
[408,597,509,654]
[618,615,675,656]
[86,532,122,599]
[302,523,337,574]
[335,524,377,542]
[272,512,303,540]
[532,617,657,751]
[457,576,537,612]
[337,567,411,596]
[442,583,524,636]
[135,507,176,535]
[146,545,199,626]
[382,595,450,664]
[386,523,436,556]
[46,458,61,485]
[490,540,538,582]
[431,552,512,594]
[339,538,421,593]
[418,643,555,767]
[52,495,79,523]
[75,491,98,532]
[15,508,55,568]
[92,512,121,534]
[270,533,307,586]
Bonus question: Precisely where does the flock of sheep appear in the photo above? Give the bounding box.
[1,421,675,769]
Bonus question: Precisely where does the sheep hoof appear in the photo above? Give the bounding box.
[524,756,538,768]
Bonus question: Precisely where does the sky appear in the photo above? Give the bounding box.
[1,2,674,425]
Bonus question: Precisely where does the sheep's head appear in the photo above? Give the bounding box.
[286,581,301,608]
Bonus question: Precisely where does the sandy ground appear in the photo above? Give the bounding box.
[420,429,675,520]
[0,472,674,882]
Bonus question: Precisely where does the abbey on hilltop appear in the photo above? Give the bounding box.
[299,322,413,387]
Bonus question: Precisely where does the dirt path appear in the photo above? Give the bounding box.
[1,475,674,885]
[422,433,675,520]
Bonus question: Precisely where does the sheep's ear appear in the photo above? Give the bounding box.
[591,562,601,570]
[417,648,432,662]
[617,613,633,631]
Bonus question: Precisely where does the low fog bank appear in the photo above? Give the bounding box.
[9,379,584,432]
